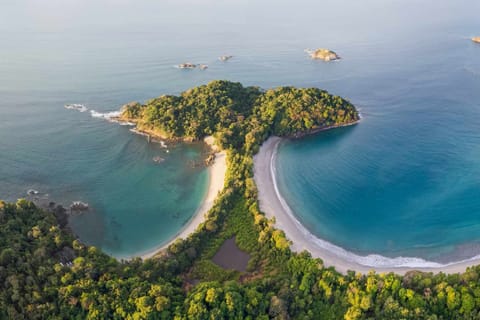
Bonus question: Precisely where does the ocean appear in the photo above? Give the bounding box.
[1,0,479,261]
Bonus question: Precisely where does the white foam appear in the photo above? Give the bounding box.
[129,128,148,136]
[269,142,480,269]
[90,110,122,119]
[357,109,363,119]
[27,189,39,195]
[64,104,88,112]
[119,121,136,126]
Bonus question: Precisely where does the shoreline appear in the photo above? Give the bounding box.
[90,111,227,260]
[137,137,226,260]
[114,113,197,144]
[289,119,361,139]
[254,135,480,275]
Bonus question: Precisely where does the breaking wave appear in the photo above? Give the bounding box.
[64,104,88,112]
[90,110,122,119]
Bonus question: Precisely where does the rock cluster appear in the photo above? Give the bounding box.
[70,201,89,212]
[306,48,340,61]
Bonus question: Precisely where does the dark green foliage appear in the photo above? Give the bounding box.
[122,81,262,142]
[0,200,183,319]
[252,86,358,137]
[4,81,480,319]
[120,80,359,152]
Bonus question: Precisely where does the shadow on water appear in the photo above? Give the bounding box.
[68,205,108,250]
[285,122,360,150]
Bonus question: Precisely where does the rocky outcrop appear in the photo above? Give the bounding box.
[219,55,233,62]
[306,48,340,61]
[70,201,89,212]
[178,63,196,69]
[122,101,141,110]
[204,153,216,166]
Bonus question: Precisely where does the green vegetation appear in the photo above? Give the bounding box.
[119,80,358,152]
[4,80,480,319]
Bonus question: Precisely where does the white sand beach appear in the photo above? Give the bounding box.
[254,136,480,275]
[139,137,227,259]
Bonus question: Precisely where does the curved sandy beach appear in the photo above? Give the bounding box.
[138,138,227,260]
[254,136,480,275]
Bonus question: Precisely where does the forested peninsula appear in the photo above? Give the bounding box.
[3,81,480,319]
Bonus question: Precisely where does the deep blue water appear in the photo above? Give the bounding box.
[274,2,480,262]
[1,0,479,260]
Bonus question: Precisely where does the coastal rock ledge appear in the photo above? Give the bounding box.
[306,48,340,61]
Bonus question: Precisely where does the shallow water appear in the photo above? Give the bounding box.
[1,0,479,260]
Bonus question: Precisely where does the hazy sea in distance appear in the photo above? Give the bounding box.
[1,0,479,262]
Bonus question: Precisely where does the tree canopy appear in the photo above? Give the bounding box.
[3,81,480,319]
[120,80,358,152]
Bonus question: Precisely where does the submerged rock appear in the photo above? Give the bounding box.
[153,156,165,164]
[219,55,233,62]
[306,48,340,61]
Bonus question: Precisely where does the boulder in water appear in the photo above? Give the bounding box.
[219,55,233,62]
[472,37,480,44]
[70,201,89,212]
[27,189,39,196]
[178,62,196,69]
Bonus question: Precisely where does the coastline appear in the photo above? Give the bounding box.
[93,110,227,260]
[138,136,227,260]
[254,135,480,275]
[289,119,361,139]
[114,113,197,143]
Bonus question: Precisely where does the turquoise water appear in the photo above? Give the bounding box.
[0,83,209,258]
[1,0,479,261]
[273,2,480,262]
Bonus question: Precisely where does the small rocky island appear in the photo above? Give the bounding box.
[306,48,340,61]
[178,62,196,69]
[219,55,233,61]
[177,62,208,70]
[472,37,480,44]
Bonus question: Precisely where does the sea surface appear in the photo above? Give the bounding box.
[1,0,479,261]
